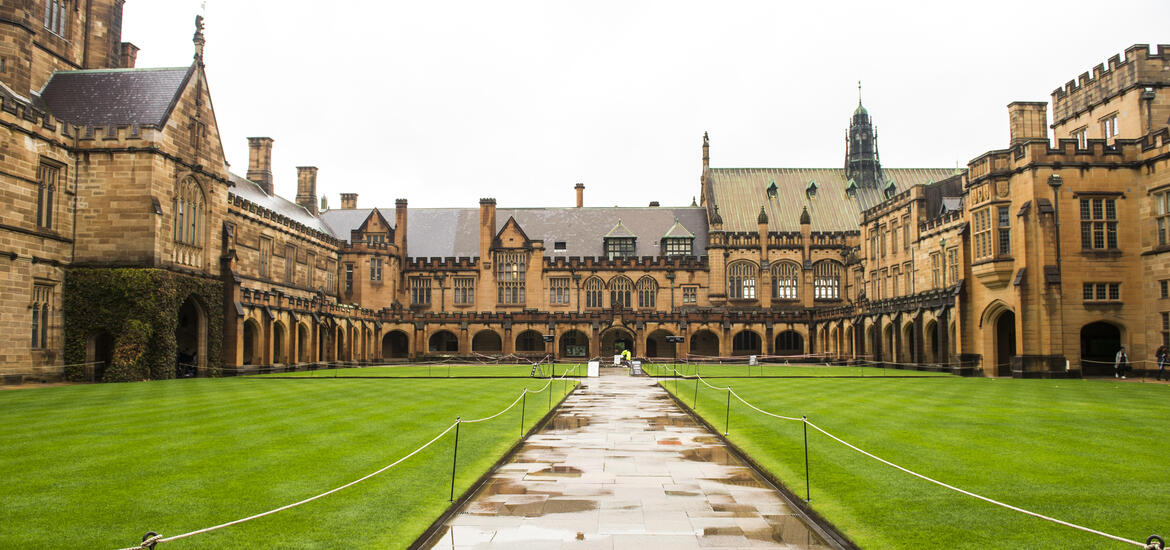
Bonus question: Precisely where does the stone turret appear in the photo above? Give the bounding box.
[845,83,883,188]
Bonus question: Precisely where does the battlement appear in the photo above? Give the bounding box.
[1051,44,1170,125]
[709,231,856,250]
[228,191,340,246]
[967,130,1170,184]
[404,257,479,270]
[542,255,709,271]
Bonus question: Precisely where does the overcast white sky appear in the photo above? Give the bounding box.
[123,1,1169,210]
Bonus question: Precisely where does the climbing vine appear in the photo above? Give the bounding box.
[64,268,223,382]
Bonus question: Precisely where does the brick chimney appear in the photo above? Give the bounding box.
[340,193,358,209]
[575,183,584,208]
[247,137,274,195]
[1007,102,1049,146]
[120,42,139,68]
[296,167,318,215]
[395,199,408,258]
[480,198,497,261]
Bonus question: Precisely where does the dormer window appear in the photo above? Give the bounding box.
[662,237,692,256]
[605,237,636,260]
[766,181,778,199]
[806,180,818,198]
[845,179,858,197]
[554,241,567,251]
[884,180,897,199]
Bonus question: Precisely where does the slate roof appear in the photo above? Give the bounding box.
[320,206,710,259]
[229,173,333,235]
[39,66,193,127]
[706,167,959,232]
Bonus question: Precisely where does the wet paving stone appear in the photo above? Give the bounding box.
[422,369,833,549]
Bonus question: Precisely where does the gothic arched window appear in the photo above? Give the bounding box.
[772,261,800,300]
[583,277,604,308]
[636,276,657,308]
[728,261,757,300]
[610,276,633,308]
[173,177,206,268]
[814,260,843,300]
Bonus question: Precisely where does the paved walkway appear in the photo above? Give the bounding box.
[422,369,831,549]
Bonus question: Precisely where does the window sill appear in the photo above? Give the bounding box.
[1082,300,1122,307]
[1080,249,1123,258]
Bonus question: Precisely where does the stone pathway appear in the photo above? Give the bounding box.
[421,369,833,549]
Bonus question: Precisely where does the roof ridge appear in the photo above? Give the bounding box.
[55,66,191,75]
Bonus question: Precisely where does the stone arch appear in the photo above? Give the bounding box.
[515,330,544,353]
[883,323,895,362]
[242,318,262,366]
[600,326,635,356]
[775,330,803,356]
[297,323,311,362]
[559,329,589,358]
[272,321,287,364]
[635,276,658,309]
[646,328,675,358]
[86,331,114,382]
[175,295,207,376]
[901,321,915,364]
[381,330,409,359]
[844,324,854,357]
[829,326,839,357]
[336,325,348,362]
[472,330,503,353]
[689,329,719,356]
[924,320,939,363]
[429,330,459,353]
[732,329,762,356]
[980,301,1016,376]
[1080,321,1123,376]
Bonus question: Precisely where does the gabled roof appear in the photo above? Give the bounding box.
[662,218,695,239]
[493,216,533,248]
[39,66,194,127]
[706,167,956,232]
[604,219,637,239]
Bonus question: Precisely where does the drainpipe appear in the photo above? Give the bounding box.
[1047,173,1065,364]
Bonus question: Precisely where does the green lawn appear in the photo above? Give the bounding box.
[664,376,1169,549]
[265,363,588,378]
[0,375,574,549]
[642,362,950,378]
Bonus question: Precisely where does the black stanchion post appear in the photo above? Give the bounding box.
[520,391,527,437]
[803,415,810,502]
[450,418,461,502]
[693,377,699,409]
[724,388,731,435]
[548,380,552,410]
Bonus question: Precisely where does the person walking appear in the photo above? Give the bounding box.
[1156,345,1168,381]
[1114,346,1129,379]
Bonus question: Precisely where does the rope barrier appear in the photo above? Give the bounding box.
[671,372,1155,548]
[116,371,577,549]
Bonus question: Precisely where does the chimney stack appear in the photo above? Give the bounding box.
[702,131,709,170]
[120,42,139,68]
[247,137,275,195]
[395,199,408,258]
[296,166,319,215]
[1007,102,1049,146]
[575,183,584,208]
[340,193,358,209]
[479,198,497,261]
[649,201,660,207]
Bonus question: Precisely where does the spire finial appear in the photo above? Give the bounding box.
[858,80,862,106]
[193,14,206,63]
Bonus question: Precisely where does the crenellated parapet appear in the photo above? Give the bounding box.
[240,286,379,320]
[228,192,339,245]
[404,256,479,271]
[968,130,1170,185]
[708,231,855,250]
[541,255,708,271]
[1051,44,1170,127]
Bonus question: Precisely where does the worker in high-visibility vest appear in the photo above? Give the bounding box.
[621,349,632,368]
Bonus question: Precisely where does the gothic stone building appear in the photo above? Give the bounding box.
[1,2,1166,380]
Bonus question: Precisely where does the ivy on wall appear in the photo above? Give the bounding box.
[64,268,223,382]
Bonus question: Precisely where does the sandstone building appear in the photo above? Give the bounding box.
[1,2,1166,380]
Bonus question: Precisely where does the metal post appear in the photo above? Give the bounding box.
[450,418,461,501]
[803,415,810,502]
[724,388,731,435]
[520,391,527,437]
[548,379,553,410]
[693,377,699,409]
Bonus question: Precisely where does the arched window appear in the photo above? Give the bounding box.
[584,277,604,308]
[772,261,800,300]
[636,276,657,308]
[610,276,633,308]
[814,260,842,300]
[173,177,205,268]
[728,261,757,300]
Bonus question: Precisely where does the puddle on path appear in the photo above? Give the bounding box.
[681,446,733,464]
[529,465,584,477]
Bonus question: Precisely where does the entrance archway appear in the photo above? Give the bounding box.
[600,327,635,357]
[297,323,310,362]
[689,329,719,356]
[559,330,588,358]
[902,323,915,364]
[515,330,544,353]
[646,329,675,358]
[1081,321,1122,376]
[382,330,409,358]
[428,330,458,353]
[336,326,347,361]
[272,322,286,364]
[994,311,1017,376]
[775,330,803,356]
[242,319,261,366]
[88,332,114,382]
[472,330,502,353]
[925,320,939,363]
[175,296,205,377]
[732,330,762,356]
